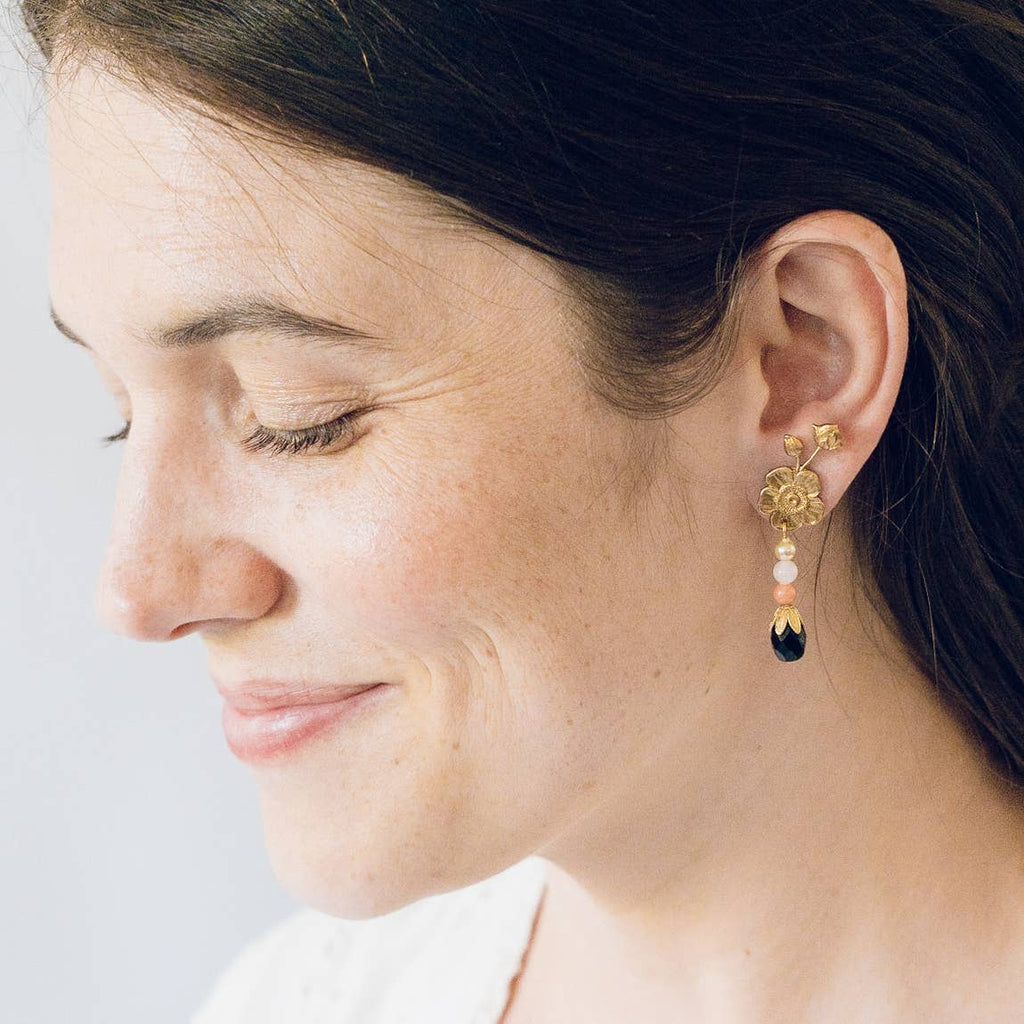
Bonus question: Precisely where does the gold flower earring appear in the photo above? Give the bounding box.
[757,423,843,662]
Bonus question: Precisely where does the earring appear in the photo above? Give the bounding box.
[756,423,843,662]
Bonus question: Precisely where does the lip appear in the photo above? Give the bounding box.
[215,679,384,712]
[219,683,389,762]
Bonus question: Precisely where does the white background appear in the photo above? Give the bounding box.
[0,11,297,1022]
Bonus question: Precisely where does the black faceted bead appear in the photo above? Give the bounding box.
[771,621,806,661]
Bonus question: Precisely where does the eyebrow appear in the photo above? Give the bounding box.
[49,296,392,353]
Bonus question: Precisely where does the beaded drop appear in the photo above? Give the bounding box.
[756,423,843,663]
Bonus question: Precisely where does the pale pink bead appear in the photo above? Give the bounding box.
[773,583,797,605]
[772,558,798,584]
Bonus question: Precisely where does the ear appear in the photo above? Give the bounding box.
[731,209,909,520]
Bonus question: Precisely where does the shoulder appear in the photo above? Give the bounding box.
[190,855,549,1024]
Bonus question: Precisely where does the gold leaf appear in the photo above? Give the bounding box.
[788,606,803,633]
[783,434,804,457]
[812,423,843,451]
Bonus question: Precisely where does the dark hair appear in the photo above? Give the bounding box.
[20,2,1024,788]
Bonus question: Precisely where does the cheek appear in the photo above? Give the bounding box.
[264,390,638,705]
[283,446,545,644]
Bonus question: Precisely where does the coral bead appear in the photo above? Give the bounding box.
[773,559,798,584]
[774,538,796,560]
[773,583,797,604]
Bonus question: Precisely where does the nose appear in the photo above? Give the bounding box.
[94,439,284,642]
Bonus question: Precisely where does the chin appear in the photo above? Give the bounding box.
[259,811,469,921]
[263,835,420,920]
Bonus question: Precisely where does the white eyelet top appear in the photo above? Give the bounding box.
[191,856,549,1024]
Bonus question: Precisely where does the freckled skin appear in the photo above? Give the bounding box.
[47,62,717,916]
[45,59,1024,1024]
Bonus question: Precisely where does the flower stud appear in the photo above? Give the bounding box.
[756,423,843,662]
[757,464,825,530]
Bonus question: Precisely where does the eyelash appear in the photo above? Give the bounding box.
[100,411,363,456]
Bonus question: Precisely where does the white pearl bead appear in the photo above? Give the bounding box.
[774,538,796,560]
[773,559,798,584]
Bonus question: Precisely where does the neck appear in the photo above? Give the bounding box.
[515,526,1024,1023]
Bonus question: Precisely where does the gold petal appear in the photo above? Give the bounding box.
[803,495,825,526]
[758,487,779,514]
[783,434,804,457]
[793,468,821,497]
[773,608,789,635]
[769,509,792,530]
[788,606,803,633]
[764,466,795,490]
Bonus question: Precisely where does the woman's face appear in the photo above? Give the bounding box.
[46,62,754,917]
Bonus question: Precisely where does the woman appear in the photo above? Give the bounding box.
[20,0,1024,1020]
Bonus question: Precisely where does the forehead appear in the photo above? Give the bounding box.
[44,61,482,340]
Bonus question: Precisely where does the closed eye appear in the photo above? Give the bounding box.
[100,410,366,457]
[240,411,364,455]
